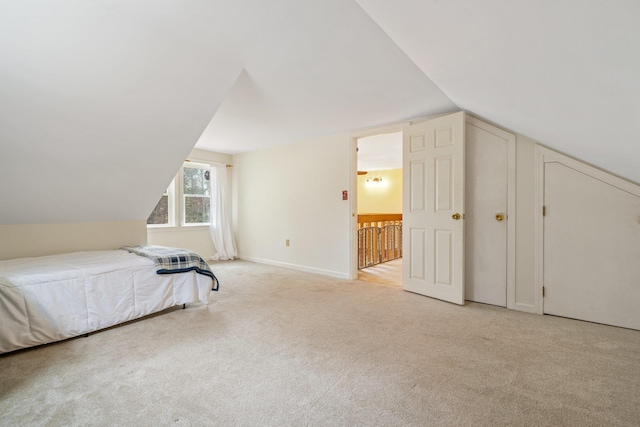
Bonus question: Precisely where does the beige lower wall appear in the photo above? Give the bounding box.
[0,221,147,260]
[147,226,216,258]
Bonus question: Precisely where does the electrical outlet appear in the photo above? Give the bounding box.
[286,239,290,247]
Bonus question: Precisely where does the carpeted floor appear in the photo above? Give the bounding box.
[1,260,640,426]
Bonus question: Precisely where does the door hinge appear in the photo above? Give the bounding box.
[542,286,545,297]
[542,206,546,216]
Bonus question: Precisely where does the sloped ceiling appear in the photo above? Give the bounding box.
[356,0,640,184]
[0,0,456,225]
[2,1,639,225]
[193,0,457,154]
[0,0,243,224]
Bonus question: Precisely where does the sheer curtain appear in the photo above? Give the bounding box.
[209,164,238,260]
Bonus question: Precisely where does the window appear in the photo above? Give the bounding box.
[147,181,175,226]
[183,165,211,225]
[147,162,211,227]
[147,189,169,225]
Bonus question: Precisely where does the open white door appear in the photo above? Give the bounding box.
[402,111,465,305]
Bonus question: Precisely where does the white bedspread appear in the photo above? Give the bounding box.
[0,250,212,354]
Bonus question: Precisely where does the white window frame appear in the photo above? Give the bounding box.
[147,179,176,228]
[181,162,211,227]
[147,161,211,229]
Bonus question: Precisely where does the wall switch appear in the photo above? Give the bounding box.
[286,239,290,247]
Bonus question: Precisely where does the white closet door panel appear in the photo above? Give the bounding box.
[464,121,509,306]
[544,162,640,330]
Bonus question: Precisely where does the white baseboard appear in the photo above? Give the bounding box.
[238,256,350,280]
[514,302,537,314]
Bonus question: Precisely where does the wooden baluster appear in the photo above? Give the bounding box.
[357,215,403,269]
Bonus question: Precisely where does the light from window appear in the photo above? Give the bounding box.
[183,166,211,224]
[147,192,169,225]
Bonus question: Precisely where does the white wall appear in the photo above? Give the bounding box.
[0,221,146,260]
[233,132,352,278]
[147,149,232,258]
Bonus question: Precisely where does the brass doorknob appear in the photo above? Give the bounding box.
[496,213,504,222]
[452,213,461,220]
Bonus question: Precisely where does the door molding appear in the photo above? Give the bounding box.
[534,145,640,314]
[465,116,517,309]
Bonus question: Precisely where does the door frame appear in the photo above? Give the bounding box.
[534,145,640,314]
[349,122,410,280]
[465,116,517,309]
[348,114,453,280]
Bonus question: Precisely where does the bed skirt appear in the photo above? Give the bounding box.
[0,250,213,354]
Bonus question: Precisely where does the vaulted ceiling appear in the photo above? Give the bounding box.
[355,0,640,184]
[1,0,638,224]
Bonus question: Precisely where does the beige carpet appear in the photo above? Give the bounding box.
[1,260,640,426]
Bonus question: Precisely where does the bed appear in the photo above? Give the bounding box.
[0,247,217,354]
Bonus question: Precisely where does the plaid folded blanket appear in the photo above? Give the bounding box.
[122,245,219,291]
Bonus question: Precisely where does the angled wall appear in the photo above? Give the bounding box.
[0,2,242,226]
[0,3,242,259]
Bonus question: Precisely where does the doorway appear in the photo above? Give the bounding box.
[356,131,403,287]
[349,114,515,305]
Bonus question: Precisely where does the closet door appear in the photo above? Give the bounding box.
[543,160,640,330]
[464,118,515,307]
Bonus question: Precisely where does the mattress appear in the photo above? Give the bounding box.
[0,250,213,354]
